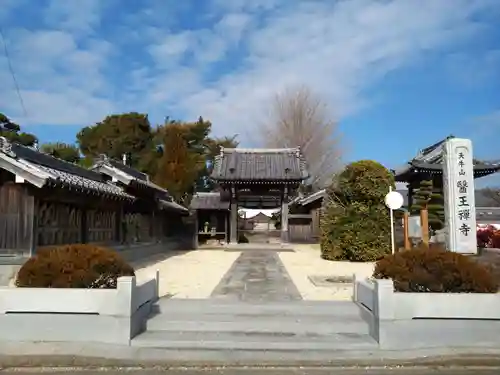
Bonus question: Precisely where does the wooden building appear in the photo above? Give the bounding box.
[189,192,229,246]
[0,137,188,257]
[210,147,308,243]
[241,212,273,231]
[288,189,325,243]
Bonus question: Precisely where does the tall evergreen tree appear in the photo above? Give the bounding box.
[40,142,81,164]
[411,179,444,231]
[154,123,199,204]
[76,113,238,202]
[77,112,154,171]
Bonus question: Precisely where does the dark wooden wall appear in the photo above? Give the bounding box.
[0,176,184,253]
[288,200,323,243]
[0,180,35,256]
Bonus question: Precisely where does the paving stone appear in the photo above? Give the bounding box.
[211,250,302,301]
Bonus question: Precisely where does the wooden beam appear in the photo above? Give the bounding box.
[403,211,410,250]
[230,185,238,243]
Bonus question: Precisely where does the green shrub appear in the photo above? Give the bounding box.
[320,160,394,262]
[16,244,135,289]
[373,243,498,293]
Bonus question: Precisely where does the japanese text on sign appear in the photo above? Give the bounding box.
[456,151,471,237]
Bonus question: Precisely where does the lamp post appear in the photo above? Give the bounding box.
[385,187,404,254]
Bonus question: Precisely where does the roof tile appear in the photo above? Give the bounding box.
[211,148,308,182]
[6,142,133,199]
[190,192,229,210]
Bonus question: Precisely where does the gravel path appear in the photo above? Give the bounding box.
[279,244,375,300]
[135,250,240,299]
[133,244,375,301]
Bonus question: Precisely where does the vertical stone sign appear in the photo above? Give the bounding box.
[442,138,477,254]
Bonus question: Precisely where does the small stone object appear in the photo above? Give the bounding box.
[325,275,354,284]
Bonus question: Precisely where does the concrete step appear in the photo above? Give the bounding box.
[131,330,378,350]
[146,316,369,334]
[154,298,362,317]
[147,311,365,323]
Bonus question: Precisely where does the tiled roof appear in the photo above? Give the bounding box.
[107,158,149,181]
[0,138,133,199]
[159,199,189,214]
[92,155,169,196]
[25,161,133,198]
[211,147,308,183]
[190,192,229,210]
[297,189,326,206]
[393,135,500,181]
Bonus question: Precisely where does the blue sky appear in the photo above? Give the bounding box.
[1,0,499,184]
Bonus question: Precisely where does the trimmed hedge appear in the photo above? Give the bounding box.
[16,244,135,289]
[320,160,394,262]
[373,243,498,293]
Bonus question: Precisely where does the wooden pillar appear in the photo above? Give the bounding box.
[193,210,199,249]
[281,185,289,242]
[224,210,228,243]
[30,193,38,257]
[403,211,410,250]
[230,185,238,243]
[420,208,429,247]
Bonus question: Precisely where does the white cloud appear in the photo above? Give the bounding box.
[446,49,500,87]
[0,0,498,141]
[44,0,103,37]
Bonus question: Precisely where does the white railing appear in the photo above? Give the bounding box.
[353,277,500,320]
[132,270,160,311]
[0,272,160,317]
[353,274,376,312]
[0,272,161,345]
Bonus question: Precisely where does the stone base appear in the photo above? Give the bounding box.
[280,230,289,243]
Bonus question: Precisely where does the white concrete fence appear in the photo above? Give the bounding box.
[0,271,160,345]
[353,274,500,349]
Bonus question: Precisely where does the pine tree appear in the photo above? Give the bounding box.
[0,113,38,146]
[411,180,444,231]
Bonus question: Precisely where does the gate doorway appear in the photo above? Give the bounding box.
[238,210,281,244]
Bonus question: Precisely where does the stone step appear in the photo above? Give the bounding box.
[132,330,378,351]
[147,311,364,323]
[146,316,369,334]
[155,298,362,316]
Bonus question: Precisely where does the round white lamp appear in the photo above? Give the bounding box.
[385,191,404,210]
[384,189,404,254]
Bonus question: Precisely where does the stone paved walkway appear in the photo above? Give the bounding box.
[210,250,302,302]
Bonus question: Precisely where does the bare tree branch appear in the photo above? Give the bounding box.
[478,188,500,207]
[259,84,342,189]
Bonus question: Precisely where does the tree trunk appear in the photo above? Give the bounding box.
[420,208,429,248]
[403,211,410,250]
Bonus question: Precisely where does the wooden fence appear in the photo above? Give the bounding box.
[0,183,34,257]
[288,214,320,243]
